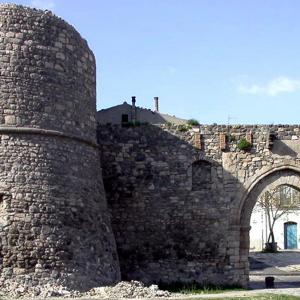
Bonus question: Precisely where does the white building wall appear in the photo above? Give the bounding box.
[250,208,300,251]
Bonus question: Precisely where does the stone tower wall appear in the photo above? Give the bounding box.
[0,4,96,140]
[0,4,120,290]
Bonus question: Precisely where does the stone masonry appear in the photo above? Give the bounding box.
[98,124,300,287]
[0,4,120,291]
[1,2,300,293]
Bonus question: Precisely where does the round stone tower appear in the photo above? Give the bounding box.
[0,4,120,290]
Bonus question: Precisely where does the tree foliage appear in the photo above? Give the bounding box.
[257,185,300,245]
[187,119,200,126]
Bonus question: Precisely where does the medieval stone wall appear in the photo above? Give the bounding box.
[1,3,300,292]
[98,123,300,287]
[0,4,120,290]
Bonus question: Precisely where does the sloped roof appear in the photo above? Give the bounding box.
[97,101,187,125]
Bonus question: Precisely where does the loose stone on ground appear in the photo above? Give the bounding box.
[0,280,171,299]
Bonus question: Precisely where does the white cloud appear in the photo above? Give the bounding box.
[30,0,55,10]
[238,77,300,96]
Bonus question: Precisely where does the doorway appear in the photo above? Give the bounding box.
[284,222,298,249]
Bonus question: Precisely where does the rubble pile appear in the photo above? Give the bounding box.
[87,281,171,298]
[0,280,170,299]
[0,282,81,299]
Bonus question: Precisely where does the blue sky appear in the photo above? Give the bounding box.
[3,0,300,124]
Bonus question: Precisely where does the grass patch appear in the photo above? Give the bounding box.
[190,296,300,300]
[158,281,244,294]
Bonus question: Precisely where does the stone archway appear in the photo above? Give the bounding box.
[238,166,300,286]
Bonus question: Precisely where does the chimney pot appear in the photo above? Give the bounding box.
[154,97,159,112]
[131,96,136,123]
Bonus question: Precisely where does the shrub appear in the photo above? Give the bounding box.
[187,119,200,126]
[237,138,252,151]
[177,124,189,132]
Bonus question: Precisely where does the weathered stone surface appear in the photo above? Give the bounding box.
[1,3,300,295]
[0,3,120,291]
[98,124,300,288]
[0,4,96,140]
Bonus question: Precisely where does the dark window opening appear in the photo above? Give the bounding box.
[122,114,129,123]
[192,160,212,191]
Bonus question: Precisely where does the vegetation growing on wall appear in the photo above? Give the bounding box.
[237,138,252,151]
[177,124,191,132]
[187,119,200,126]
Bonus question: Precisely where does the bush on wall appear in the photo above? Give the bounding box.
[237,138,252,151]
[187,119,200,126]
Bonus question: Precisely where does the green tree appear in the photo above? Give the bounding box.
[257,185,300,251]
[187,119,200,126]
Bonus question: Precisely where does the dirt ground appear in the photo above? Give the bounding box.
[5,251,300,300]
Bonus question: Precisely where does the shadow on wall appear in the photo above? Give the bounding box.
[272,140,298,157]
[98,123,300,288]
[98,124,247,287]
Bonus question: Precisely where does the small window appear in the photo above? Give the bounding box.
[192,160,212,191]
[277,185,300,207]
[121,114,129,123]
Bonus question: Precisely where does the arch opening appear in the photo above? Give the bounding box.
[238,168,300,286]
[250,185,300,251]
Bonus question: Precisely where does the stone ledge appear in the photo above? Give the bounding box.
[0,126,99,148]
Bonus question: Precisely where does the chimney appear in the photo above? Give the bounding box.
[131,96,137,122]
[154,96,159,112]
[132,96,136,105]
